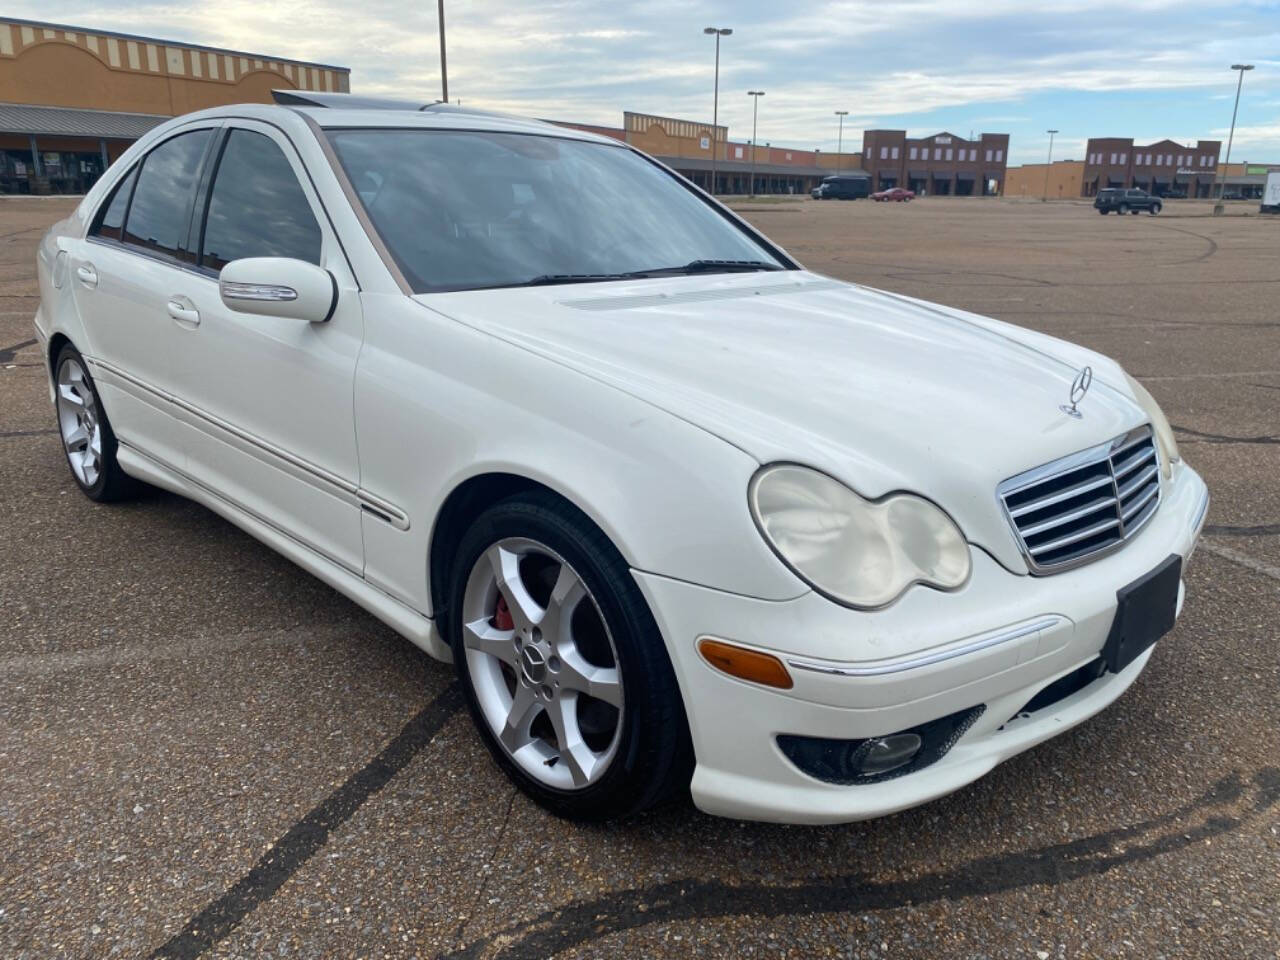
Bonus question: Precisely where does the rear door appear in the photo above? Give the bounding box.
[164,121,366,573]
[69,124,218,469]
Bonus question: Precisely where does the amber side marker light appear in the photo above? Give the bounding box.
[697,637,794,690]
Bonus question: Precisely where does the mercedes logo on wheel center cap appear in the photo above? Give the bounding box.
[520,644,547,684]
[1060,365,1093,419]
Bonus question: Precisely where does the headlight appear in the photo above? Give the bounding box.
[749,464,971,609]
[1123,372,1180,479]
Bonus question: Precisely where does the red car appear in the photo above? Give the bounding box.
[872,187,915,202]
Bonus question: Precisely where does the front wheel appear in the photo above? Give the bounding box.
[53,343,141,502]
[447,491,693,820]
[1149,204,1161,216]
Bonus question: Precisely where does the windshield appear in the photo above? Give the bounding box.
[326,129,788,293]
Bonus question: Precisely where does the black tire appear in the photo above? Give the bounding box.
[1149,204,1161,216]
[1130,208,1140,215]
[53,342,142,502]
[1098,209,1108,215]
[446,490,694,821]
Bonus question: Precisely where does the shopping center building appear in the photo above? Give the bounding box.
[0,16,349,194]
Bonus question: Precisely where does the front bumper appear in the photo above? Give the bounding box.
[634,461,1209,824]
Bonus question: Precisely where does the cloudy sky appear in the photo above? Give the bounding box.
[14,1,1280,163]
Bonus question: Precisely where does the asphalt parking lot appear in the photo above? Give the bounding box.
[2,194,1277,960]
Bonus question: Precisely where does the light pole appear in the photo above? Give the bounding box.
[747,90,764,196]
[1214,63,1254,214]
[1042,129,1058,201]
[437,0,448,102]
[704,27,732,195]
[834,110,848,175]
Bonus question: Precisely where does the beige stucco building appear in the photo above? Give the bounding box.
[0,16,349,193]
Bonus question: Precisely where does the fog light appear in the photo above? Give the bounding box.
[776,705,985,785]
[854,733,922,776]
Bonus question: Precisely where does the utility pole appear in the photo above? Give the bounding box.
[437,0,448,102]
[747,90,764,196]
[1043,129,1058,201]
[704,27,732,196]
[1214,64,1253,215]
[835,110,848,175]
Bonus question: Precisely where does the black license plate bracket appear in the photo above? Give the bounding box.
[1102,554,1182,673]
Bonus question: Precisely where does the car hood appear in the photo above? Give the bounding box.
[418,271,1145,573]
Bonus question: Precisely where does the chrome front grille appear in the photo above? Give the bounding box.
[998,426,1161,574]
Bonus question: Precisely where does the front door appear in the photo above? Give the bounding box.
[166,122,366,574]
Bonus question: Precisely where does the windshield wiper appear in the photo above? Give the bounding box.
[637,259,785,276]
[515,260,782,288]
[519,273,637,286]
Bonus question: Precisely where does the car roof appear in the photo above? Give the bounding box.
[161,94,620,147]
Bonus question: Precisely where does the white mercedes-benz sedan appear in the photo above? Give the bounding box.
[34,93,1210,824]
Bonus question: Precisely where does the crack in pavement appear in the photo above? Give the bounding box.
[442,769,1279,959]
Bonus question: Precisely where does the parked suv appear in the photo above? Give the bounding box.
[1094,188,1162,216]
[811,174,870,200]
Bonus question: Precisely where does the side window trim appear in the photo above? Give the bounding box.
[190,127,232,275]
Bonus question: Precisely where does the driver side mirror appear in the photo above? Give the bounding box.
[219,257,337,323]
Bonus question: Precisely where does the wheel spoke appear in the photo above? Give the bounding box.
[57,383,85,407]
[462,616,517,665]
[63,424,89,451]
[485,544,544,635]
[540,561,586,646]
[498,682,541,754]
[556,648,622,707]
[546,693,600,787]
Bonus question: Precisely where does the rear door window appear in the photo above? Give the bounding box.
[90,165,138,241]
[198,129,322,271]
[122,129,213,261]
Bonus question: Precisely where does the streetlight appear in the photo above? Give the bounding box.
[747,90,765,196]
[437,0,448,102]
[1042,129,1058,201]
[704,27,732,196]
[834,110,848,175]
[1214,63,1254,214]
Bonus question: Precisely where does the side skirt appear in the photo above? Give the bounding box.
[117,442,453,664]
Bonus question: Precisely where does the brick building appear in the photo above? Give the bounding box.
[861,130,1009,196]
[1082,138,1221,198]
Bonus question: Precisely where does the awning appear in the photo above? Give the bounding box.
[955,171,975,180]
[908,170,927,179]
[1152,177,1170,185]
[0,102,168,139]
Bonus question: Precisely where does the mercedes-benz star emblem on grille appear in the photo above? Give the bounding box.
[1060,365,1093,419]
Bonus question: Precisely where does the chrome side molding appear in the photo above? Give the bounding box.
[786,615,1068,677]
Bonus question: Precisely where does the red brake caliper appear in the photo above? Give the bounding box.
[492,594,515,631]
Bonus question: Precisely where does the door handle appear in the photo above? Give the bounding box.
[166,298,200,327]
[76,264,98,287]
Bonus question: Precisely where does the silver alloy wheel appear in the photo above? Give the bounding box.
[56,357,103,487]
[461,538,624,790]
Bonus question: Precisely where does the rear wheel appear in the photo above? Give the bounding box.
[447,491,693,820]
[53,343,140,502]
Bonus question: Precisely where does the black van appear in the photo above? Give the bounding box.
[811,174,871,200]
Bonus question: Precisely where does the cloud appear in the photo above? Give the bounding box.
[6,0,1280,160]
